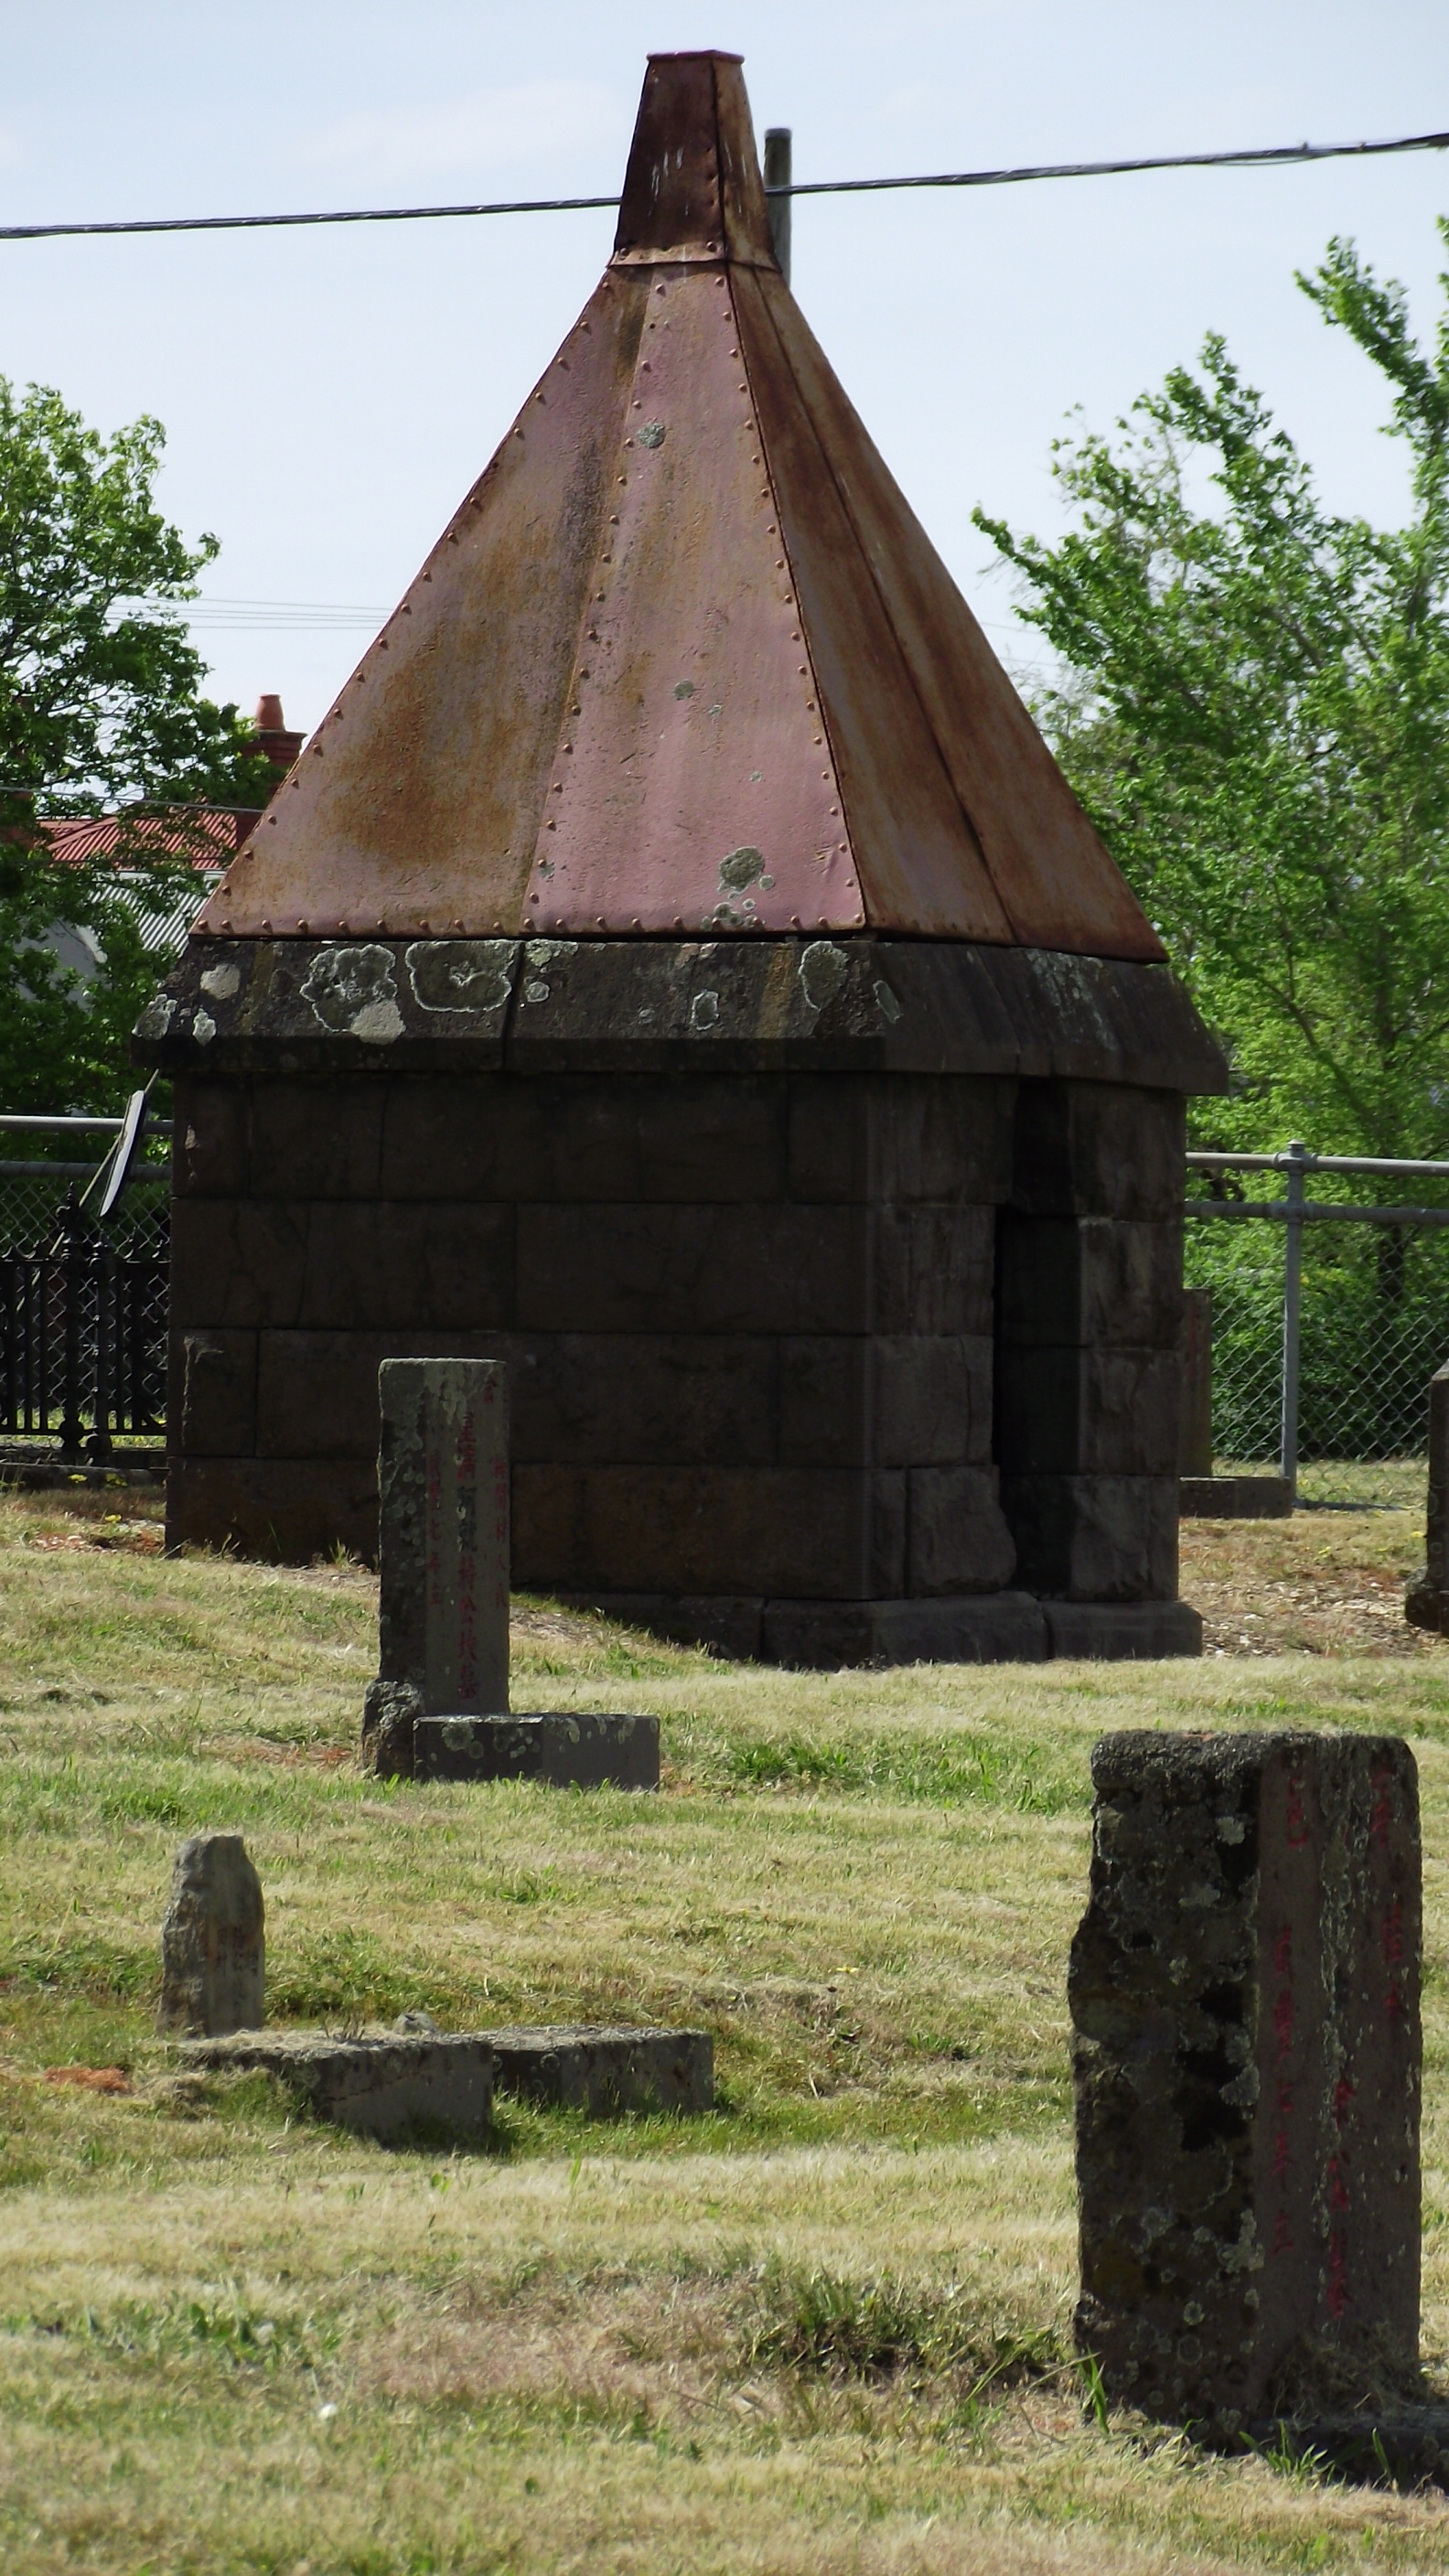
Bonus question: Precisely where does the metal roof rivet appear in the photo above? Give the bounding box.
[814,736,823,746]
[631,917,642,929]
[596,915,606,928]
[776,560,785,570]
[453,919,464,931]
[261,918,272,931]
[546,819,557,830]
[790,915,801,928]
[297,918,308,933]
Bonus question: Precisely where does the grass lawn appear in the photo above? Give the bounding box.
[3,1487,1449,2572]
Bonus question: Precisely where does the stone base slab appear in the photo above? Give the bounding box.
[1179,1475,1293,1518]
[412,1712,660,1789]
[177,2021,711,2129]
[177,2031,495,2142]
[1044,1599,1203,1659]
[487,2023,713,2114]
[560,1590,1205,1667]
[762,1592,1050,1668]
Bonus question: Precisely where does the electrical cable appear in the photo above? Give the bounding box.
[1,125,1446,242]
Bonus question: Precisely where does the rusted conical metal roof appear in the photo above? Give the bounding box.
[197,50,1162,961]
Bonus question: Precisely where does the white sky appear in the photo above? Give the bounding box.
[3,0,1448,739]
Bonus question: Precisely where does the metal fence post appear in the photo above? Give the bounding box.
[1280,1140,1307,1501]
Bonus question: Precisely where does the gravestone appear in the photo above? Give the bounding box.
[1406,1361,1449,1632]
[157,1833,264,2035]
[361,1358,509,1771]
[1070,1731,1421,2435]
[361,1358,658,1788]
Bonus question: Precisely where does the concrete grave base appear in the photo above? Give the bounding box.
[176,2021,712,2131]
[412,1712,660,1789]
[486,2023,713,2114]
[1044,1599,1204,1659]
[1180,1476,1293,1519]
[177,2030,496,2142]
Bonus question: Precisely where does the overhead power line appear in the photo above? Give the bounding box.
[1,125,1446,243]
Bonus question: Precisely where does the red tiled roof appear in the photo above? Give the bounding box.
[44,809,260,870]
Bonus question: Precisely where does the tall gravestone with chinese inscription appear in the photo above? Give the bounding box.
[361,1358,658,1788]
[1070,1731,1421,2435]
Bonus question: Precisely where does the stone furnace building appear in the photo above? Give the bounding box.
[135,49,1227,1664]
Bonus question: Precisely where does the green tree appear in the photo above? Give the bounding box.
[975,227,1449,1166]
[0,379,271,1112]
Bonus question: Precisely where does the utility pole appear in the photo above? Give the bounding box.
[765,127,791,284]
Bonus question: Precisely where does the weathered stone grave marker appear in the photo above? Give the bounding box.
[156,1832,264,2035]
[1070,1731,1421,2436]
[361,1358,658,1787]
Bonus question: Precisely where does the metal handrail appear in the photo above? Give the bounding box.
[0,1160,168,1179]
[1187,1148,1449,1179]
[0,1112,173,1136]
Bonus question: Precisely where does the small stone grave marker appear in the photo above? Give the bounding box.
[156,1832,264,2035]
[361,1358,658,1787]
[1070,1730,1421,2436]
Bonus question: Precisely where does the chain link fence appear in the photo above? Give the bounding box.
[1185,1146,1449,1478]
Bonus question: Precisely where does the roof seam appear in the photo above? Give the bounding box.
[750,270,1027,946]
[727,266,864,938]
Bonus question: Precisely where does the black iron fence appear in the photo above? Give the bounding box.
[0,1106,169,1462]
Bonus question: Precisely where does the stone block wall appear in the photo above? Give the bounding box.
[165,1061,1186,1658]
